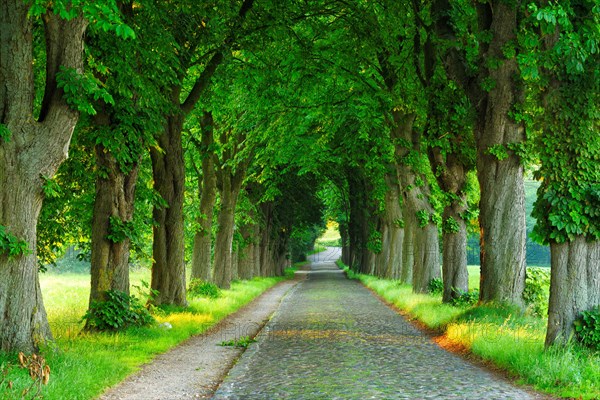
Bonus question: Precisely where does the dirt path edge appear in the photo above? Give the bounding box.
[99,273,305,400]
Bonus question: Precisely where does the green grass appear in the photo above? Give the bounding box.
[0,268,296,400]
[316,221,341,247]
[340,261,600,399]
[309,243,327,254]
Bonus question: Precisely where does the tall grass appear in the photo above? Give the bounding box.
[0,268,295,400]
[341,262,600,399]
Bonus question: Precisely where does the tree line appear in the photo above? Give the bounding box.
[1,0,598,354]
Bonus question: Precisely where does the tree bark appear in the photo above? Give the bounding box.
[347,169,370,273]
[545,238,600,346]
[150,110,187,306]
[212,176,241,288]
[89,145,139,306]
[400,208,415,284]
[392,111,440,293]
[475,5,526,305]
[212,126,248,288]
[404,184,441,293]
[191,112,217,281]
[373,173,403,279]
[441,205,468,302]
[0,1,87,352]
[339,221,351,266]
[237,221,258,280]
[433,0,527,305]
[429,150,469,302]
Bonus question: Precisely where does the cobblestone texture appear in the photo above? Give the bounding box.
[213,249,541,399]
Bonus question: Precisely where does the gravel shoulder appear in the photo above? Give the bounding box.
[99,273,304,400]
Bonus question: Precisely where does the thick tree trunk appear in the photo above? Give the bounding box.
[0,170,53,352]
[347,170,370,273]
[442,205,468,302]
[237,222,257,280]
[373,217,390,278]
[477,151,526,305]
[0,1,86,352]
[433,1,527,305]
[392,112,440,292]
[150,111,187,306]
[400,209,415,284]
[213,180,240,289]
[89,146,139,305]
[382,174,403,279]
[545,238,600,347]
[428,150,469,302]
[252,222,262,277]
[191,112,217,281]
[259,203,274,277]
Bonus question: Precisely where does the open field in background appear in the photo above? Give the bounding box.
[0,267,296,400]
[315,221,341,247]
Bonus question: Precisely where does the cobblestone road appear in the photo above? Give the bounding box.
[213,249,540,399]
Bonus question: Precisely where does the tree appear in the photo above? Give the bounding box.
[148,0,254,305]
[189,111,218,282]
[412,5,477,301]
[0,0,126,352]
[527,1,600,347]
[433,0,527,305]
[84,0,169,309]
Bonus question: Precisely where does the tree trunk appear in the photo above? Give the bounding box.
[347,169,370,273]
[89,145,139,306]
[259,203,274,277]
[380,173,403,279]
[400,208,415,284]
[340,222,351,266]
[428,150,469,302]
[477,131,526,305]
[150,111,187,306]
[392,111,440,292]
[252,223,262,277]
[0,170,53,352]
[191,112,217,281]
[545,238,600,347]
[0,1,87,352]
[433,0,527,305]
[442,205,468,302]
[213,173,243,288]
[409,209,440,293]
[237,219,258,280]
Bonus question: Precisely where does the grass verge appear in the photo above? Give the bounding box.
[0,267,297,400]
[340,261,600,399]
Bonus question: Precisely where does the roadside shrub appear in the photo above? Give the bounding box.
[523,267,550,317]
[450,289,479,307]
[188,279,221,299]
[574,306,600,351]
[82,290,154,331]
[428,278,443,295]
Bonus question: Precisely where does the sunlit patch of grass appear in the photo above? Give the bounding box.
[0,268,295,400]
[339,261,600,399]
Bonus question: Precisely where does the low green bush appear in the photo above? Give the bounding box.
[575,306,600,351]
[82,290,154,331]
[523,267,550,317]
[450,289,479,307]
[188,279,221,299]
[428,278,443,295]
